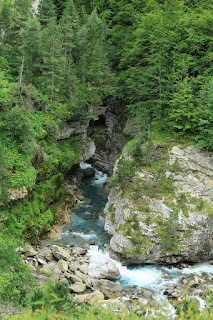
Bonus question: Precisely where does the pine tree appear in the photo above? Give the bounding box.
[38,0,56,26]
[0,2,11,45]
[21,18,43,85]
[59,0,80,113]
[0,70,11,109]
[42,18,65,104]
[59,0,78,59]
[168,77,198,133]
[76,10,112,117]
[196,78,213,150]
[0,143,10,205]
[1,0,32,79]
[53,0,68,19]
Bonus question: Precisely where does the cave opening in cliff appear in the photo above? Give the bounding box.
[89,115,106,128]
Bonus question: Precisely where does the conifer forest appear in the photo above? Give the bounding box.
[0,1,213,319]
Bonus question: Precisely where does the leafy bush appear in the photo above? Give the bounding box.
[0,233,35,305]
[27,279,89,318]
[109,156,135,189]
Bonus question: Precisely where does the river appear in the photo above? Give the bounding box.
[55,162,213,313]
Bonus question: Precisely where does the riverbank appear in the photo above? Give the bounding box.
[13,162,213,318]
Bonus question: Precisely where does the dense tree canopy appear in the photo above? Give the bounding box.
[0,0,212,239]
[0,1,213,314]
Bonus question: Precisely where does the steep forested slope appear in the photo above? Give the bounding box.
[0,0,212,237]
[0,0,115,238]
[0,0,213,318]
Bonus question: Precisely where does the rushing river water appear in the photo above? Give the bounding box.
[56,162,213,312]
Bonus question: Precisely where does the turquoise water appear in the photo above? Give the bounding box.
[56,163,110,248]
[55,162,213,310]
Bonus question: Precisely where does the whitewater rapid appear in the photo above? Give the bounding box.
[57,162,213,312]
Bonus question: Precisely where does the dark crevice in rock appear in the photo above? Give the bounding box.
[87,99,131,174]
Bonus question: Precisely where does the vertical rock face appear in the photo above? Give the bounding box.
[56,119,90,141]
[55,101,132,174]
[88,99,132,174]
[104,145,213,264]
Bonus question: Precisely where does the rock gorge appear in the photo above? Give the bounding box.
[7,97,213,265]
[104,144,213,264]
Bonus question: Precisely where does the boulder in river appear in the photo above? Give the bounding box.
[92,279,122,296]
[72,247,87,256]
[82,167,95,178]
[88,254,121,280]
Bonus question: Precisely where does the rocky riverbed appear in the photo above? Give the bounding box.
[17,240,213,315]
[15,158,213,316]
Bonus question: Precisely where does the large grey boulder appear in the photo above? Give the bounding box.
[41,262,60,280]
[75,270,92,288]
[9,187,28,201]
[82,168,95,178]
[24,244,37,257]
[69,282,86,294]
[92,279,122,296]
[88,254,121,280]
[56,119,89,141]
[75,291,104,305]
[58,259,68,272]
[83,140,96,161]
[71,247,87,255]
[51,245,72,261]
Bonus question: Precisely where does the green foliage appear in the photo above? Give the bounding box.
[195,78,213,150]
[169,159,182,173]
[0,143,10,205]
[0,233,35,305]
[27,278,89,318]
[158,209,180,254]
[109,156,135,189]
[0,70,11,108]
[142,168,174,199]
[0,107,37,189]
[76,9,115,117]
[168,77,198,133]
[99,0,213,139]
[108,203,116,223]
[41,18,65,104]
[21,18,43,85]
[5,286,213,319]
[38,0,57,26]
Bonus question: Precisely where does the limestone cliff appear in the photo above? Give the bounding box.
[104,144,213,264]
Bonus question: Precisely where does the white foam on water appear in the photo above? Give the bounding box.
[88,246,162,289]
[88,246,176,317]
[92,170,108,186]
[80,162,92,169]
[182,263,213,275]
[71,232,97,240]
[98,216,105,222]
[66,163,213,316]
[195,295,206,310]
[164,263,213,276]
[117,263,163,289]
[80,162,107,186]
